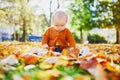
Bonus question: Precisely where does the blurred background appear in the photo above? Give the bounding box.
[0,0,120,44]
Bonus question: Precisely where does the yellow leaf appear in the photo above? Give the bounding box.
[39,62,53,69]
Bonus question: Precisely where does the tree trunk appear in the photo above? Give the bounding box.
[49,0,52,26]
[116,28,120,43]
[21,19,26,42]
[14,31,19,41]
[57,0,60,9]
[14,31,16,40]
[80,27,83,43]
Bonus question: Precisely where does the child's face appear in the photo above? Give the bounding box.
[52,11,68,31]
[53,16,67,31]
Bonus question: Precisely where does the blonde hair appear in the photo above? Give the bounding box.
[52,10,68,23]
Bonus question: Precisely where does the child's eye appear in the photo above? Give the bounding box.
[61,25,64,26]
[55,25,59,26]
[55,25,64,27]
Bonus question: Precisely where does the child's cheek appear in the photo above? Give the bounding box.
[54,26,59,30]
[60,26,66,31]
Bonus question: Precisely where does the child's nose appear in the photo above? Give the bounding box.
[58,26,61,28]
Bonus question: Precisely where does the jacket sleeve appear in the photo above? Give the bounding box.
[66,29,76,48]
[41,29,50,45]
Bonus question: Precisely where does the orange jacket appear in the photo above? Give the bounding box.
[42,26,76,49]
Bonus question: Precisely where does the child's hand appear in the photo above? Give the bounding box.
[42,44,49,49]
[69,47,80,58]
[49,46,55,51]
